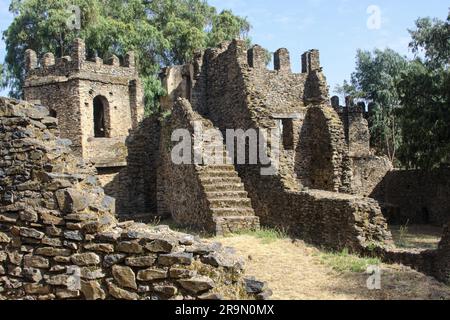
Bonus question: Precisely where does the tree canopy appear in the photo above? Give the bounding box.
[1,0,251,113]
[337,11,449,170]
[336,48,409,162]
[396,12,450,169]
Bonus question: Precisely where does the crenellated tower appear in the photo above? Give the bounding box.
[23,39,144,173]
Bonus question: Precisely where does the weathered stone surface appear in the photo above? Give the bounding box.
[103,254,126,268]
[198,292,224,300]
[45,274,71,286]
[64,231,83,241]
[145,239,176,253]
[0,97,271,301]
[20,227,45,240]
[169,268,195,279]
[41,237,62,247]
[36,247,71,257]
[244,278,267,294]
[108,282,139,300]
[7,252,23,265]
[158,252,193,266]
[125,255,156,267]
[112,265,137,290]
[117,241,143,254]
[80,267,105,280]
[24,255,50,269]
[136,268,167,281]
[40,212,64,226]
[19,210,38,222]
[55,188,89,213]
[83,243,114,253]
[24,284,50,295]
[71,253,101,266]
[0,232,11,243]
[178,276,215,294]
[81,280,106,300]
[56,289,80,299]
[153,285,177,297]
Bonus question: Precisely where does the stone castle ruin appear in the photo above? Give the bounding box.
[0,38,448,299]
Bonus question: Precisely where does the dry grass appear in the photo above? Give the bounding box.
[214,234,450,300]
[390,224,443,250]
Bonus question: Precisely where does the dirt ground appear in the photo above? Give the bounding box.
[214,235,450,300]
[390,224,443,250]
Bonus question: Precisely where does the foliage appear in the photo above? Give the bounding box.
[1,0,252,114]
[234,227,288,244]
[338,11,449,169]
[337,49,409,162]
[397,12,450,169]
[319,248,381,273]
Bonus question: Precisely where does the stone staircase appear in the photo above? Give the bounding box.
[195,131,260,235]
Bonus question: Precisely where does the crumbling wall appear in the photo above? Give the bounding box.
[182,40,391,252]
[296,105,350,193]
[106,116,161,217]
[23,39,145,200]
[157,99,260,235]
[0,98,270,300]
[371,169,450,225]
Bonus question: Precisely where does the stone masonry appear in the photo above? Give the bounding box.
[23,39,144,201]
[0,98,271,300]
[19,38,450,284]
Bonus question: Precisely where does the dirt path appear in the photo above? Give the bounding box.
[215,235,450,300]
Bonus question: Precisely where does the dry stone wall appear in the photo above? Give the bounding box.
[371,168,450,226]
[23,39,145,203]
[175,40,392,252]
[157,99,260,235]
[0,98,270,300]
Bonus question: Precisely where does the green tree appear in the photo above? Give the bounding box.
[336,49,409,162]
[1,0,251,113]
[397,12,450,169]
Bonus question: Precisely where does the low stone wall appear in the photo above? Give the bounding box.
[0,98,270,300]
[371,168,450,225]
[370,222,450,284]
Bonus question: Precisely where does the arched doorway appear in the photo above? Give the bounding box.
[93,95,110,138]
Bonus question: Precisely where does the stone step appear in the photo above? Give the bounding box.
[208,198,252,209]
[205,191,249,199]
[211,207,255,217]
[199,170,239,178]
[199,176,242,185]
[203,165,236,172]
[203,183,247,192]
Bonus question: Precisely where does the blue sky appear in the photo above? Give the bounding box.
[1,0,449,96]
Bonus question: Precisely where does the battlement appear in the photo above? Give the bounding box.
[331,96,367,115]
[25,38,137,79]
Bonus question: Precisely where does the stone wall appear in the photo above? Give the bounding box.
[157,99,260,235]
[371,168,450,226]
[296,105,351,193]
[109,116,161,217]
[0,98,270,300]
[24,38,144,179]
[165,40,392,252]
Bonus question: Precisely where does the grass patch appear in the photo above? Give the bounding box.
[233,227,288,244]
[319,249,381,273]
[390,224,442,250]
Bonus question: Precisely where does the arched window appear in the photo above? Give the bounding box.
[93,96,109,138]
